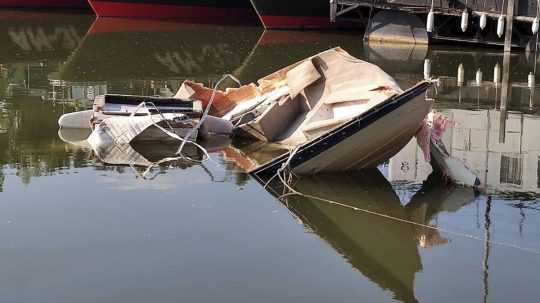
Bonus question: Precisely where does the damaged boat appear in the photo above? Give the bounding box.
[58,92,233,142]
[58,47,435,178]
[174,47,435,177]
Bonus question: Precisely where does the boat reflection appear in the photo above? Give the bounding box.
[0,11,93,175]
[0,11,92,99]
[55,23,366,102]
[256,168,477,303]
[57,18,263,85]
[363,42,427,89]
[57,127,232,179]
[218,141,480,303]
[390,109,540,196]
[238,30,364,81]
[49,18,264,103]
[0,10,92,63]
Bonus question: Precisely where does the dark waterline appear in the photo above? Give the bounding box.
[1,11,540,303]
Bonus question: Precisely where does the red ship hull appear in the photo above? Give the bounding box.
[249,0,357,29]
[257,15,336,29]
[88,1,257,23]
[0,0,88,8]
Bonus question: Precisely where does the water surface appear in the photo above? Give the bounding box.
[1,12,540,303]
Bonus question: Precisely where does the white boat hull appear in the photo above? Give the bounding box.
[294,93,432,174]
[249,81,434,177]
[58,110,93,129]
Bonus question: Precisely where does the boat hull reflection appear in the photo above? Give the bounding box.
[58,18,263,83]
[0,11,92,63]
[254,169,477,303]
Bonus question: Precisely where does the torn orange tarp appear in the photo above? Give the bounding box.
[174,80,260,117]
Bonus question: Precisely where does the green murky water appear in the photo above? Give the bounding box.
[1,10,540,303]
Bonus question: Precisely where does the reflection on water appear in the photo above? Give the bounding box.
[0,11,93,100]
[1,12,540,303]
[261,170,478,303]
[59,18,264,82]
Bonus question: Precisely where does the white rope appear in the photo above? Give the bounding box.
[124,75,243,178]
[176,74,241,162]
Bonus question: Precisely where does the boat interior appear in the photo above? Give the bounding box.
[175,48,403,147]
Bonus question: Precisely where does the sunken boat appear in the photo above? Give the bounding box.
[175,47,435,176]
[58,92,233,146]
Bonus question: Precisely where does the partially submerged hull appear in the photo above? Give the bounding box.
[174,47,433,176]
[88,0,257,23]
[58,92,233,148]
[251,81,433,177]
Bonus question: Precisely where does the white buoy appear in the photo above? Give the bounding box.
[529,72,536,88]
[424,59,432,80]
[533,17,539,34]
[493,63,501,85]
[476,69,483,86]
[458,63,465,86]
[480,13,487,30]
[497,15,505,37]
[427,10,435,32]
[461,10,469,32]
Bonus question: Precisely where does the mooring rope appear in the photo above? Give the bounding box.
[266,151,540,256]
[175,74,241,163]
[126,74,244,179]
[129,100,211,165]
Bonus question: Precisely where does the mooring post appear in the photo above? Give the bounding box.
[504,0,515,53]
[330,0,336,23]
[499,49,510,144]
[499,0,515,143]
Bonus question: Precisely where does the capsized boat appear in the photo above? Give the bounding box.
[176,47,435,176]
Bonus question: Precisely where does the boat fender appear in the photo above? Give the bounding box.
[424,59,431,80]
[427,10,435,32]
[533,17,539,34]
[475,69,483,86]
[480,13,487,30]
[497,15,505,38]
[493,63,501,85]
[457,64,465,87]
[461,10,469,32]
[528,72,536,88]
